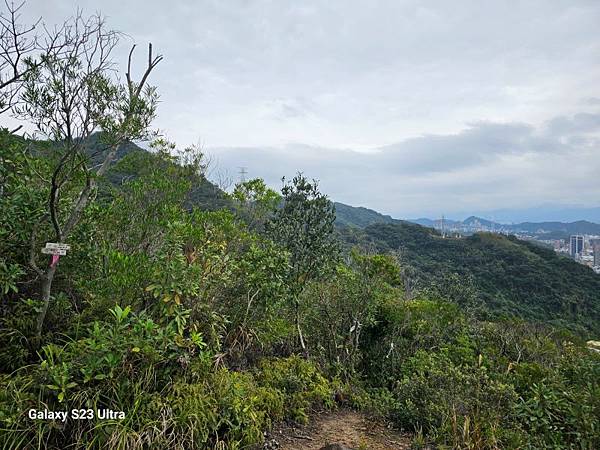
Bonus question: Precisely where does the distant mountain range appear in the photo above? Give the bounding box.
[411,216,600,238]
[454,206,600,224]
[334,202,600,238]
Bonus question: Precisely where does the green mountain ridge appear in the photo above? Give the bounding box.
[335,201,600,236]
[84,134,232,211]
[339,221,600,336]
[92,140,599,236]
[333,202,400,227]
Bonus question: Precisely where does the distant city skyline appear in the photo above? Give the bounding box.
[14,1,600,218]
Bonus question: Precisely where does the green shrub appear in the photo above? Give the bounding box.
[168,370,284,449]
[0,344,336,449]
[514,353,600,449]
[256,356,334,423]
[390,351,519,448]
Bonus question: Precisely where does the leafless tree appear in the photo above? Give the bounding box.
[0,0,37,116]
[0,1,67,124]
[213,167,234,193]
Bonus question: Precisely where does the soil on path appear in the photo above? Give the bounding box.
[266,410,412,450]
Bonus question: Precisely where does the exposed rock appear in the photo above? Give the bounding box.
[262,437,280,449]
[319,445,355,450]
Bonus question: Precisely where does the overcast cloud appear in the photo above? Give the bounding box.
[16,1,600,218]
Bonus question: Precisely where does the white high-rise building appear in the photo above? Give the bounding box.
[570,235,584,258]
[592,239,600,267]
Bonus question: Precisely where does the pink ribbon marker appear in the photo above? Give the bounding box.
[50,254,60,267]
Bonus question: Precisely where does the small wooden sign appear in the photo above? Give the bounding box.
[45,243,71,251]
[41,247,67,256]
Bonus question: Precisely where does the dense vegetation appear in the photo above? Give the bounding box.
[338,223,600,336]
[1,7,599,450]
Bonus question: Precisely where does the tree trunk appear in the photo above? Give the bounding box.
[36,264,57,340]
[295,298,309,357]
[33,143,121,341]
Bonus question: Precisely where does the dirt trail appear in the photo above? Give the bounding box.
[267,410,412,450]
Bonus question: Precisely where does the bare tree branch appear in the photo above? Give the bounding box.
[13,9,163,339]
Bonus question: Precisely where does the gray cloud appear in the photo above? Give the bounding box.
[12,1,600,217]
[544,113,600,136]
[19,0,600,148]
[209,113,600,218]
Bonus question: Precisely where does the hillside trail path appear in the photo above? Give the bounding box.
[267,410,412,450]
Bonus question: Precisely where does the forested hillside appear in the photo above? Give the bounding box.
[1,7,599,450]
[87,134,232,212]
[339,222,600,336]
[334,202,400,228]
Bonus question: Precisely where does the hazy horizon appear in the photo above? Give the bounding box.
[333,200,600,224]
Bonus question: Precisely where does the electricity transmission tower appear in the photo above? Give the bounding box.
[238,166,248,183]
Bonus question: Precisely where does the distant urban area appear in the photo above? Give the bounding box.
[423,216,600,274]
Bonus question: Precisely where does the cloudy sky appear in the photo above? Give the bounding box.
[19,1,600,219]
